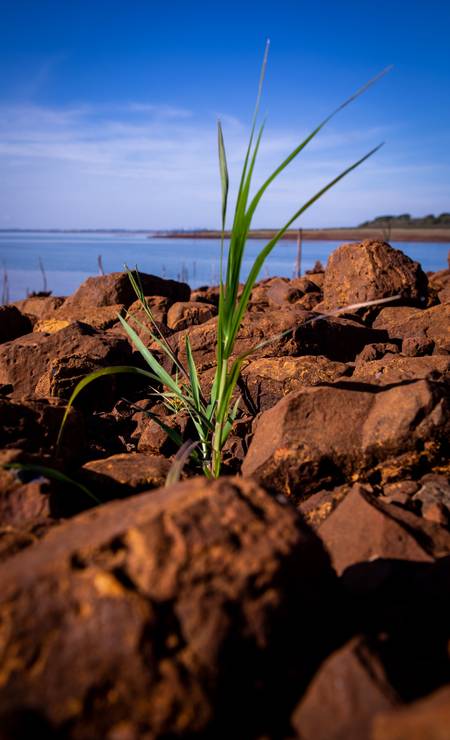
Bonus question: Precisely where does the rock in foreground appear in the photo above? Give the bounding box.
[0,477,334,739]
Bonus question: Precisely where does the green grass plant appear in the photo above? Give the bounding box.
[58,42,391,480]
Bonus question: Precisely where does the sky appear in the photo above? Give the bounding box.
[0,0,449,229]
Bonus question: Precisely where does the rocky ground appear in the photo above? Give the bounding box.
[0,239,449,739]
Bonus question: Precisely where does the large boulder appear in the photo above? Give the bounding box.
[242,379,450,501]
[0,477,335,739]
[322,240,428,308]
[0,322,131,400]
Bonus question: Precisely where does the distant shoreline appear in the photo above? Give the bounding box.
[1,227,449,243]
[155,227,450,243]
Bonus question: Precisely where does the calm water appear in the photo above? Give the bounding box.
[0,232,448,302]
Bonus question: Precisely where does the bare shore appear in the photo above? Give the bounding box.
[157,227,450,243]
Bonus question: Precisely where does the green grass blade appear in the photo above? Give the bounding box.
[125,266,187,376]
[57,365,159,449]
[165,440,199,487]
[233,38,270,218]
[218,120,229,289]
[245,67,391,224]
[220,396,240,447]
[118,314,184,398]
[218,121,229,232]
[185,335,201,410]
[227,143,383,353]
[3,463,100,504]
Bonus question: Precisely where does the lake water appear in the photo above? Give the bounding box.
[0,232,448,302]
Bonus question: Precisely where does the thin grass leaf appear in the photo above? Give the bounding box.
[185,335,201,410]
[233,38,270,221]
[218,121,229,232]
[220,396,240,447]
[3,463,100,504]
[227,143,384,354]
[125,266,187,376]
[118,314,185,399]
[165,440,199,487]
[245,66,392,224]
[57,365,159,449]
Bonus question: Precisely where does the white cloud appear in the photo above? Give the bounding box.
[0,101,447,228]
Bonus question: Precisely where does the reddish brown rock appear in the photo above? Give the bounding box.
[438,283,450,304]
[0,526,39,564]
[0,465,52,529]
[295,314,389,362]
[373,303,450,355]
[319,485,433,576]
[411,475,450,526]
[12,295,65,321]
[353,354,450,384]
[167,300,217,331]
[322,240,428,308]
[291,637,398,740]
[120,296,173,348]
[174,308,387,372]
[298,484,351,528]
[190,285,221,305]
[381,479,419,506]
[127,295,171,324]
[250,276,320,309]
[296,291,323,310]
[240,356,350,413]
[52,303,124,330]
[0,397,85,463]
[0,305,32,344]
[0,477,334,738]
[131,405,189,455]
[0,322,131,400]
[428,267,450,305]
[172,310,299,372]
[33,318,71,334]
[402,335,436,356]
[356,343,400,363]
[372,684,450,740]
[82,452,171,497]
[61,271,190,312]
[375,498,450,559]
[242,379,449,500]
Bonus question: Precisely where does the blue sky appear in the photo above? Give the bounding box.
[1,0,449,229]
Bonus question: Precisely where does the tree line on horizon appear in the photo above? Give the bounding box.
[359,213,450,228]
